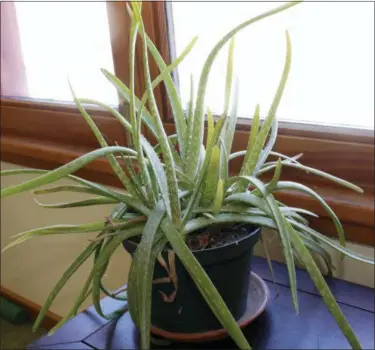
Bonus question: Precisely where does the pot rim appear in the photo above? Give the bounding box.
[124,224,261,254]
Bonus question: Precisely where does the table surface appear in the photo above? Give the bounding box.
[28,257,374,349]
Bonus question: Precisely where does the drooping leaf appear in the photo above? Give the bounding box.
[276,163,363,193]
[33,185,104,196]
[265,195,299,313]
[34,196,119,209]
[289,219,374,265]
[1,146,136,198]
[287,221,362,349]
[275,181,346,249]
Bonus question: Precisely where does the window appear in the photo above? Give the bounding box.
[3,2,117,104]
[1,2,373,245]
[171,2,374,130]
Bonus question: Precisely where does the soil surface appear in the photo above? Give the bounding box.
[186,224,255,251]
[125,223,256,252]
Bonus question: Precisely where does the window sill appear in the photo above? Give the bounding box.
[2,133,373,246]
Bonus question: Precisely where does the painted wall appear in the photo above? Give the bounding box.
[1,161,374,317]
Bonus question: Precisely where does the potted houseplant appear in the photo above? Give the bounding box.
[1,1,373,349]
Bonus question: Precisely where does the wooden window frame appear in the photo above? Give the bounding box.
[1,2,374,246]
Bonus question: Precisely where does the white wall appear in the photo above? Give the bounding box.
[1,161,373,317]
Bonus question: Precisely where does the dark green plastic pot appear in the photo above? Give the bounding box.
[123,224,261,334]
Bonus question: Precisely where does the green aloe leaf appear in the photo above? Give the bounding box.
[2,219,142,252]
[141,135,172,219]
[219,137,229,188]
[132,4,181,226]
[92,226,143,319]
[101,68,158,138]
[187,3,299,178]
[69,82,140,201]
[266,195,299,313]
[118,152,148,204]
[182,116,227,225]
[137,35,198,126]
[240,31,291,178]
[275,181,346,249]
[230,149,301,163]
[238,104,260,165]
[185,74,195,154]
[225,192,270,215]
[254,118,278,174]
[131,203,165,349]
[1,168,151,215]
[298,232,335,277]
[1,146,136,198]
[153,134,178,155]
[206,108,214,148]
[200,145,220,206]
[184,214,277,234]
[212,179,224,214]
[266,158,282,193]
[78,98,131,133]
[260,234,279,294]
[222,38,236,118]
[33,185,104,196]
[259,153,303,174]
[224,79,239,157]
[34,196,118,209]
[127,2,191,159]
[275,163,363,193]
[289,219,374,265]
[128,16,156,206]
[287,221,362,349]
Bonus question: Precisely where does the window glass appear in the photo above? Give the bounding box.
[171,2,374,129]
[9,2,117,104]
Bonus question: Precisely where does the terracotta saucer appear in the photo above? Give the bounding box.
[150,271,270,343]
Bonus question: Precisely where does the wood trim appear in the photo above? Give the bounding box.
[0,286,61,330]
[1,98,128,149]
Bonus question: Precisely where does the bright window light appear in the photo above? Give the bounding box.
[14,2,118,105]
[171,2,374,130]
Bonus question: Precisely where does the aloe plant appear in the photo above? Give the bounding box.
[1,2,373,349]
